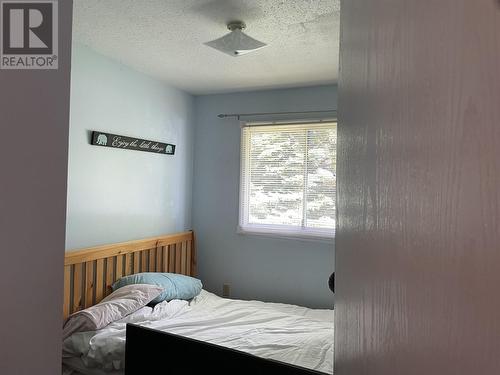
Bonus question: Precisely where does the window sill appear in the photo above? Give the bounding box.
[237,226,334,244]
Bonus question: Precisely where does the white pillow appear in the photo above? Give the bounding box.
[62,284,163,340]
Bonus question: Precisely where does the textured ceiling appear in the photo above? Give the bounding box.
[73,0,340,95]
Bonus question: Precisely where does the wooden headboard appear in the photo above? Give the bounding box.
[63,231,196,319]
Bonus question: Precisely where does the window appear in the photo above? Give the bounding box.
[239,122,336,240]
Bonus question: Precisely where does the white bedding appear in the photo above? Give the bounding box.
[63,290,334,374]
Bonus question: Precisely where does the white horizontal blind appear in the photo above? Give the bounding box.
[239,122,336,239]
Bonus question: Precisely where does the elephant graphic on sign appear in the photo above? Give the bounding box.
[165,145,173,154]
[96,134,107,146]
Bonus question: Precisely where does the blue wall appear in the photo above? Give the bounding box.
[192,85,337,308]
[66,44,195,250]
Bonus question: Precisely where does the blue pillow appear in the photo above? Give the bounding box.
[112,273,202,304]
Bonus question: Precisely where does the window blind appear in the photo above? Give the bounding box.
[239,122,336,239]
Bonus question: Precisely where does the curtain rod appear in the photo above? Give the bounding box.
[217,109,337,119]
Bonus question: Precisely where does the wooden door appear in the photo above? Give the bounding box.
[336,1,500,374]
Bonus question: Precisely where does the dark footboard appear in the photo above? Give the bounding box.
[125,323,328,374]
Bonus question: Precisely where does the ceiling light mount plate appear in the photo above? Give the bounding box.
[227,21,246,31]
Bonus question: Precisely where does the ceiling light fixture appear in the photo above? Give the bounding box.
[204,21,267,57]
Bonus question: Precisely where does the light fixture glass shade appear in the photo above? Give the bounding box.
[205,29,267,57]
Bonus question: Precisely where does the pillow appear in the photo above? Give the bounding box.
[62,283,163,340]
[112,272,202,304]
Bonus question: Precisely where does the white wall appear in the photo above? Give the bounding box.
[0,2,73,373]
[66,44,194,250]
[192,86,336,309]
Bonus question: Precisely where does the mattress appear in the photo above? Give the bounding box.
[63,290,334,374]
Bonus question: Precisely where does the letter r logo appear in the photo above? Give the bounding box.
[1,1,54,54]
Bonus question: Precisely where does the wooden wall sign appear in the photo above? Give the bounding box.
[91,131,175,155]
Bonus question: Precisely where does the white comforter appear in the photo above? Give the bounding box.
[63,290,334,374]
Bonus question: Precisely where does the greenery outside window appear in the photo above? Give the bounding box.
[239,121,336,240]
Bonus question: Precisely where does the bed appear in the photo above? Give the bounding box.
[62,231,334,374]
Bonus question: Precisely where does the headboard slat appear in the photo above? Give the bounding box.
[162,245,170,272]
[105,258,114,295]
[63,231,195,319]
[156,248,162,274]
[85,261,95,308]
[95,259,104,302]
[141,251,148,272]
[124,253,132,276]
[181,241,187,274]
[63,266,71,318]
[169,245,175,272]
[73,263,83,313]
[175,243,182,273]
[115,255,124,280]
[133,252,140,274]
[148,248,156,271]
[187,242,193,275]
